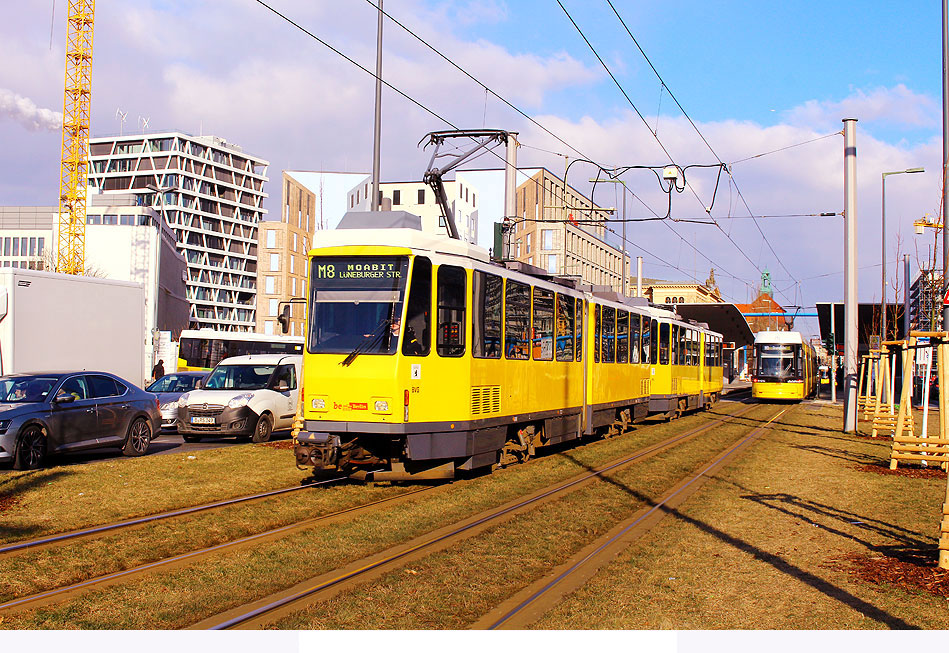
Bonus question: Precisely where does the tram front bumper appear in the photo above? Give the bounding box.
[295,431,341,470]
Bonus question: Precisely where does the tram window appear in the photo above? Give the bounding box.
[402,257,431,357]
[630,313,641,364]
[436,265,466,357]
[472,271,502,359]
[602,307,615,363]
[575,298,583,362]
[658,322,669,365]
[504,279,530,360]
[642,318,652,364]
[533,287,554,361]
[556,294,575,362]
[616,310,629,363]
[594,304,601,363]
[671,325,679,366]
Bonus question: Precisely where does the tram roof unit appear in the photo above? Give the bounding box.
[753,330,806,345]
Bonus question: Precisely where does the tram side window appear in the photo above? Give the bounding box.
[648,318,657,364]
[402,257,431,356]
[472,271,502,359]
[616,310,629,363]
[671,325,679,365]
[504,279,530,360]
[630,313,641,363]
[658,321,670,365]
[556,294,575,362]
[691,330,699,366]
[575,298,583,362]
[602,307,616,363]
[436,265,466,357]
[533,287,554,361]
[594,304,601,363]
[642,318,652,364]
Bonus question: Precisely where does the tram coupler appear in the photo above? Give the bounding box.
[294,431,340,471]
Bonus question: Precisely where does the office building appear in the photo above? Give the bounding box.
[87,131,269,332]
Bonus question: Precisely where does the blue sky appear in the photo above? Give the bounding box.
[0,0,946,336]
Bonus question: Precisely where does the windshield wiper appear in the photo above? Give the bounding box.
[340,316,393,367]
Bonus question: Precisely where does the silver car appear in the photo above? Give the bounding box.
[146,372,209,432]
[0,371,161,470]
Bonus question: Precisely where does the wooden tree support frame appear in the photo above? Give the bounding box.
[870,346,899,437]
[883,332,949,570]
[860,353,880,421]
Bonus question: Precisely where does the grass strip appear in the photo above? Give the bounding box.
[0,405,768,629]
[532,402,949,629]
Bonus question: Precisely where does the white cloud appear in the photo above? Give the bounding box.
[784,84,938,131]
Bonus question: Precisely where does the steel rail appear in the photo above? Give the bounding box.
[485,408,788,629]
[202,403,758,630]
[0,485,434,613]
[0,476,347,556]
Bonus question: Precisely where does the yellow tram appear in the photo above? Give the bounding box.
[293,212,724,480]
[751,331,817,401]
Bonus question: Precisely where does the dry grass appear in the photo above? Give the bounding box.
[0,405,759,629]
[0,444,306,546]
[532,402,949,629]
[271,410,769,629]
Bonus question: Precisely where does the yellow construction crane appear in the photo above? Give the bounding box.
[56,0,95,275]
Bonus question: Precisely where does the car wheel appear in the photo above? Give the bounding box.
[123,418,152,456]
[251,413,273,443]
[13,426,46,470]
[182,434,203,443]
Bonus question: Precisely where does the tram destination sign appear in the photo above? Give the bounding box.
[311,256,407,291]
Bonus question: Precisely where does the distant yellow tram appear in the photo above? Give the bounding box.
[751,331,817,401]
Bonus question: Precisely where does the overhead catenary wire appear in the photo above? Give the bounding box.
[558,0,796,306]
[256,0,747,300]
[601,0,807,300]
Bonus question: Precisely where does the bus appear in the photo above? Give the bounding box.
[751,331,817,401]
[175,329,304,372]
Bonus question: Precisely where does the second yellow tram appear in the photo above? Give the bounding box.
[751,331,817,401]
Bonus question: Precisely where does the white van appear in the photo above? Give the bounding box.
[176,354,302,443]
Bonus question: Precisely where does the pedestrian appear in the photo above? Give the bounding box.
[151,359,165,382]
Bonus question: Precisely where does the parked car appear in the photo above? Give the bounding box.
[146,371,209,432]
[0,371,161,470]
[176,354,301,443]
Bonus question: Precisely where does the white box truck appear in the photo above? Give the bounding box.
[0,270,146,386]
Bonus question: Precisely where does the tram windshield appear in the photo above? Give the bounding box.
[307,256,409,355]
[755,343,801,381]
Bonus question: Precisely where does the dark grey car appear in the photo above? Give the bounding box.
[0,371,161,470]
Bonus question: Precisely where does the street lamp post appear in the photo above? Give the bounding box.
[590,178,627,296]
[881,167,924,341]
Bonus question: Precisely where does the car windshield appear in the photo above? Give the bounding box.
[0,375,59,403]
[147,374,204,393]
[203,365,275,390]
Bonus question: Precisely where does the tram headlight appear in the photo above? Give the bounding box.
[374,400,389,412]
[311,398,326,410]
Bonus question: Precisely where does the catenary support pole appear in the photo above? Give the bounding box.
[843,118,859,432]
[943,0,949,331]
[370,0,383,211]
[636,256,643,298]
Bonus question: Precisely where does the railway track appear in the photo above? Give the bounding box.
[476,407,788,629]
[0,402,756,624]
[0,476,347,558]
[190,403,759,629]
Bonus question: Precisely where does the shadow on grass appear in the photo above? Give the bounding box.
[0,468,74,540]
[554,448,918,630]
[787,443,886,466]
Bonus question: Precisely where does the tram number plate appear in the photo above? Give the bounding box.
[191,416,215,424]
